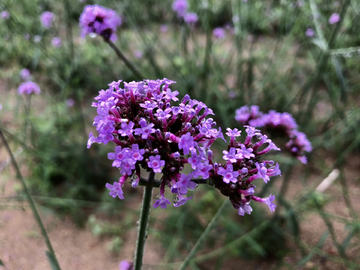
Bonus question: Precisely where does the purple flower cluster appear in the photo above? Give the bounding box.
[172,0,198,26]
[329,13,340,24]
[40,11,54,29]
[1,11,10,19]
[89,79,281,215]
[79,5,122,42]
[213,28,226,39]
[20,69,31,81]
[235,105,312,164]
[51,37,62,47]
[17,81,41,95]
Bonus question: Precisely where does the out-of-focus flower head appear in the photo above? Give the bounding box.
[40,11,54,28]
[306,28,315,37]
[184,12,198,25]
[235,105,312,164]
[235,105,264,126]
[172,0,188,17]
[1,11,10,19]
[329,13,340,24]
[18,81,41,95]
[119,260,133,270]
[134,50,143,59]
[20,69,31,81]
[160,24,168,33]
[90,79,281,216]
[213,27,226,39]
[66,99,75,107]
[79,5,122,42]
[286,131,312,164]
[51,37,62,47]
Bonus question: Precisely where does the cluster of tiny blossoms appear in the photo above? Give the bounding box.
[79,5,122,42]
[235,105,312,164]
[88,79,281,215]
[17,69,40,95]
[172,0,198,25]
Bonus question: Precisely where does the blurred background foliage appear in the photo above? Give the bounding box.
[1,0,360,269]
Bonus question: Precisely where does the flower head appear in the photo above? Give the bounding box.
[40,11,54,28]
[20,69,31,81]
[79,5,122,41]
[1,11,10,19]
[18,81,41,95]
[329,13,340,24]
[213,28,226,39]
[51,37,62,47]
[184,12,198,25]
[306,28,315,37]
[172,0,188,17]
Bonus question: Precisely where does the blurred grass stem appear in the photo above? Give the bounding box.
[0,127,62,270]
[105,39,144,80]
[178,199,230,270]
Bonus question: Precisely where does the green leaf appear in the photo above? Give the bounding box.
[0,259,4,266]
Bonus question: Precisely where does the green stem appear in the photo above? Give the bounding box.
[0,127,61,270]
[134,171,155,270]
[105,39,144,80]
[178,199,230,270]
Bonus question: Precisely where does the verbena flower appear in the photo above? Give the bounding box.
[20,69,31,81]
[329,13,340,24]
[184,12,198,25]
[51,37,62,47]
[172,0,188,17]
[1,11,10,19]
[119,260,133,270]
[235,105,312,164]
[213,28,226,39]
[17,81,41,95]
[306,28,315,37]
[40,11,54,28]
[79,5,122,42]
[89,79,281,215]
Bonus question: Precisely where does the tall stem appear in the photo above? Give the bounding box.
[105,39,144,80]
[134,171,155,270]
[0,127,61,270]
[178,199,230,270]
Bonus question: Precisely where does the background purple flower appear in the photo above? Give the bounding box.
[213,27,226,39]
[20,69,31,81]
[184,12,198,25]
[306,28,315,37]
[1,11,10,19]
[40,11,54,28]
[329,13,340,24]
[172,0,188,17]
[51,37,62,47]
[17,81,41,95]
[79,5,122,42]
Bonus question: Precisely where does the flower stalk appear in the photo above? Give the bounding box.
[0,127,61,270]
[134,171,155,270]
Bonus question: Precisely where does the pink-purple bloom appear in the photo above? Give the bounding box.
[329,13,340,24]
[51,37,62,47]
[20,69,31,81]
[17,81,41,95]
[213,27,226,39]
[306,28,315,37]
[40,11,54,28]
[89,79,281,214]
[79,5,122,42]
[1,11,10,19]
[184,12,198,25]
[119,260,133,270]
[172,0,188,17]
